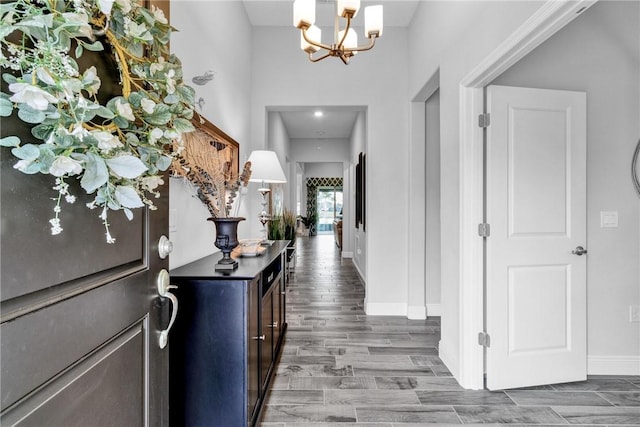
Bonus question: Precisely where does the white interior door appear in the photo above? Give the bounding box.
[486,85,587,390]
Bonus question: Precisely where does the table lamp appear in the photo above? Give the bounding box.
[247,150,287,245]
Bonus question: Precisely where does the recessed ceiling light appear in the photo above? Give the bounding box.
[314,111,323,117]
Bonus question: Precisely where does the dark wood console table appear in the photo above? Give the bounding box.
[169,241,288,427]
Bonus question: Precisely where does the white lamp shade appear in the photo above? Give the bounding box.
[247,150,287,183]
[365,5,383,37]
[337,0,360,18]
[293,0,315,28]
[338,28,358,50]
[301,25,321,52]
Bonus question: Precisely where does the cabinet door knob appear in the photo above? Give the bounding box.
[253,335,265,341]
[271,322,278,328]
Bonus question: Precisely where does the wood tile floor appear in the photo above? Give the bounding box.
[259,235,640,426]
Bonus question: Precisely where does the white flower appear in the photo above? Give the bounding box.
[150,57,165,75]
[141,98,155,114]
[98,0,114,16]
[36,67,56,85]
[82,66,101,96]
[166,69,176,94]
[67,123,90,141]
[13,159,33,172]
[49,156,83,177]
[115,0,131,14]
[49,218,63,235]
[115,99,135,121]
[8,82,59,110]
[124,18,153,41]
[149,127,164,144]
[151,5,168,24]
[93,130,123,151]
[141,175,164,191]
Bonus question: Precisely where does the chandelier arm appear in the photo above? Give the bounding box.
[339,54,350,65]
[347,35,378,53]
[301,28,332,52]
[308,51,332,63]
[336,15,352,50]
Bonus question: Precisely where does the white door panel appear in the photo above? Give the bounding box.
[486,85,587,390]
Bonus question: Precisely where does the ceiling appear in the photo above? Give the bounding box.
[244,1,419,141]
[242,0,419,28]
[276,107,362,140]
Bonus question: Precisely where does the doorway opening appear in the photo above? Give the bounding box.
[316,186,343,234]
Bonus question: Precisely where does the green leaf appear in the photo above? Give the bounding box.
[156,155,172,171]
[95,106,115,119]
[31,123,54,140]
[75,44,83,58]
[0,96,13,117]
[115,185,145,209]
[145,104,171,126]
[106,155,148,179]
[163,94,179,104]
[113,116,129,129]
[12,144,40,161]
[176,85,196,104]
[81,152,109,193]
[172,117,194,133]
[18,105,45,124]
[127,92,143,107]
[80,40,104,52]
[123,208,134,221]
[0,136,20,147]
[2,73,18,84]
[37,145,55,172]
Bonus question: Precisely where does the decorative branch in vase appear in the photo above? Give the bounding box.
[172,126,252,270]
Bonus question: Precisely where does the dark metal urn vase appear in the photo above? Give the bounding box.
[208,217,245,272]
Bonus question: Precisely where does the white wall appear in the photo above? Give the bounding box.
[303,162,343,178]
[291,138,350,163]
[267,112,293,211]
[425,90,441,314]
[251,28,409,314]
[408,0,549,383]
[491,1,640,373]
[169,1,253,269]
[350,111,367,283]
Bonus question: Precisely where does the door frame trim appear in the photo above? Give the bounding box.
[457,0,597,389]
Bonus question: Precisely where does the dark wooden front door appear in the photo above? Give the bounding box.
[0,3,172,425]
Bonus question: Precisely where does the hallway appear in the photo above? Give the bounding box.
[259,235,640,426]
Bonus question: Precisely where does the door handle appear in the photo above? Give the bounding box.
[572,246,588,256]
[157,269,178,349]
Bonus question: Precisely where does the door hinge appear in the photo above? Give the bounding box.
[478,332,491,347]
[478,223,490,237]
[478,113,490,128]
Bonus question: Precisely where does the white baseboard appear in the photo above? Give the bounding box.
[588,355,640,375]
[365,302,407,316]
[426,303,442,317]
[438,338,459,381]
[407,306,427,320]
[341,251,353,258]
[352,259,365,283]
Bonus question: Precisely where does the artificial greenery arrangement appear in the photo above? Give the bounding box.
[0,0,196,243]
[171,128,252,218]
[282,208,296,243]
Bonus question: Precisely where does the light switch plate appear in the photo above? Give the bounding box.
[600,211,618,228]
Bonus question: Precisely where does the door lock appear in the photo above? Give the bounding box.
[572,246,588,256]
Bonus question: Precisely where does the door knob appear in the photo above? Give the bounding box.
[157,269,178,349]
[572,246,588,256]
[158,235,173,259]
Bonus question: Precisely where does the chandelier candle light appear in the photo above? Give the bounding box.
[247,150,287,245]
[293,0,383,64]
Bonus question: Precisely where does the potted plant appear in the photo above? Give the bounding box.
[282,209,296,246]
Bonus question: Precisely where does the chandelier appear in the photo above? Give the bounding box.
[293,0,383,65]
